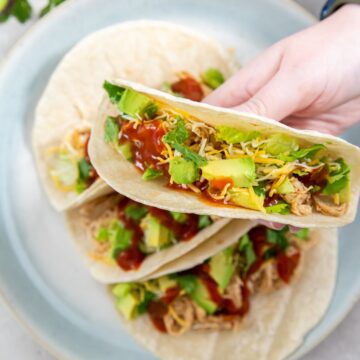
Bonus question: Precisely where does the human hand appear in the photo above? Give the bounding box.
[204,4,360,135]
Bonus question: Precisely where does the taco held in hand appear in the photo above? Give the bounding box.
[66,194,229,283]
[89,80,360,227]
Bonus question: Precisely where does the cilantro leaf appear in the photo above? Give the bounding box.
[104,117,120,144]
[279,144,326,162]
[40,0,66,17]
[239,233,257,272]
[172,274,197,294]
[163,116,189,144]
[142,167,163,180]
[109,221,133,259]
[322,158,351,195]
[78,158,91,180]
[172,143,208,167]
[265,203,290,215]
[103,81,125,104]
[266,226,289,250]
[124,205,148,222]
[198,215,212,229]
[138,291,157,314]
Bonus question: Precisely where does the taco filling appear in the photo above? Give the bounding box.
[112,225,311,334]
[87,196,214,271]
[102,83,351,217]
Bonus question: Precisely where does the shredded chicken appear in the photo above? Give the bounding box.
[192,315,243,331]
[313,194,347,217]
[223,275,243,309]
[281,177,312,216]
[248,260,281,294]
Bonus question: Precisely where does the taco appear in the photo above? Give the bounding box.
[66,193,231,282]
[89,80,360,227]
[32,20,236,210]
[111,225,337,360]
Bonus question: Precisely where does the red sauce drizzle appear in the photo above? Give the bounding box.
[277,251,301,283]
[147,301,168,333]
[171,76,204,101]
[82,130,98,186]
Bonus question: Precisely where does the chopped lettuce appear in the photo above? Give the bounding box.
[78,158,91,180]
[239,233,256,272]
[104,117,120,144]
[96,226,109,242]
[198,215,212,229]
[125,205,148,222]
[142,167,163,180]
[215,126,260,144]
[279,144,326,162]
[265,134,298,155]
[322,158,351,195]
[103,81,125,104]
[201,68,225,89]
[266,226,289,250]
[265,203,290,214]
[109,221,133,259]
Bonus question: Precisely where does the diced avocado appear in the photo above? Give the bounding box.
[0,0,9,12]
[201,68,225,89]
[169,157,198,184]
[118,142,133,161]
[116,292,139,320]
[170,211,188,224]
[109,221,133,259]
[209,247,235,292]
[266,134,299,155]
[141,214,172,249]
[158,276,178,293]
[277,177,295,194]
[191,279,217,314]
[118,88,156,118]
[229,187,265,211]
[112,283,133,298]
[339,180,351,203]
[142,167,163,180]
[201,158,255,187]
[215,126,260,144]
[265,203,290,214]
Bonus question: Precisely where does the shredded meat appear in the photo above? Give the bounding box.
[192,314,243,331]
[313,194,347,217]
[163,296,194,335]
[223,275,243,309]
[281,177,312,216]
[248,260,281,294]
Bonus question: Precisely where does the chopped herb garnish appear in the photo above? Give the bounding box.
[40,0,66,17]
[125,205,148,222]
[266,226,289,250]
[78,158,91,180]
[104,117,120,144]
[198,215,212,229]
[103,81,125,104]
[239,233,256,272]
[0,0,32,23]
[142,167,163,180]
[172,274,197,294]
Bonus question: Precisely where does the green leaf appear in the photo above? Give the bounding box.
[265,203,290,214]
[279,144,326,162]
[265,134,299,155]
[239,233,256,272]
[201,68,225,89]
[171,212,188,224]
[172,274,197,294]
[96,226,109,242]
[124,205,148,222]
[75,178,87,194]
[173,143,208,167]
[103,81,125,104]
[142,167,163,180]
[263,247,278,260]
[215,126,260,144]
[143,102,158,119]
[40,0,66,17]
[198,215,212,229]
[266,226,289,250]
[137,291,157,314]
[78,158,91,180]
[104,117,120,144]
[163,117,189,144]
[294,228,309,240]
[322,158,351,195]
[110,221,133,259]
[1,0,32,23]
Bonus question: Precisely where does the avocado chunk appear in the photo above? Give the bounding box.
[209,247,235,292]
[141,214,172,250]
[118,88,157,118]
[116,292,139,320]
[265,134,298,155]
[191,279,217,314]
[118,142,133,161]
[170,211,188,224]
[201,158,255,187]
[169,157,198,184]
[201,68,225,89]
[229,187,265,211]
[158,276,178,293]
[277,177,295,194]
[112,283,133,298]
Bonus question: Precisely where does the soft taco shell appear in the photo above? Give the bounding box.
[32,20,237,210]
[89,80,360,227]
[118,229,337,360]
[65,193,233,283]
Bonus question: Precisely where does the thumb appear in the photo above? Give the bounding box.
[232,71,304,120]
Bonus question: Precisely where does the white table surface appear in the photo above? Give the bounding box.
[1,0,359,359]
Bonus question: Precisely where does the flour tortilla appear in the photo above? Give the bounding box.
[89,79,360,227]
[65,193,233,283]
[118,229,337,360]
[32,20,237,210]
